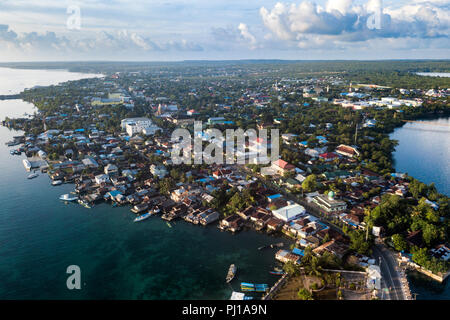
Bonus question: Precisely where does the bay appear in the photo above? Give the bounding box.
[390,118,450,196]
[390,118,450,299]
[0,68,291,300]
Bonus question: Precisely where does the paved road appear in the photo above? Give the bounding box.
[372,244,405,300]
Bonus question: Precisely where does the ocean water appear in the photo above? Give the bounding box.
[0,69,291,299]
[416,72,450,78]
[390,118,450,299]
[390,118,450,196]
[0,67,103,95]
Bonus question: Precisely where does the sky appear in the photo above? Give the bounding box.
[0,0,449,61]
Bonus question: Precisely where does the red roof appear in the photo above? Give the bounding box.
[273,159,294,170]
[336,145,357,155]
[319,152,338,159]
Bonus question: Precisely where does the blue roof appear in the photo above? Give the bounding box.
[268,194,282,200]
[109,190,122,197]
[292,248,305,256]
[74,128,85,132]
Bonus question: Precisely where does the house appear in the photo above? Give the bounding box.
[285,178,301,189]
[150,164,168,179]
[266,217,284,231]
[200,210,220,225]
[237,206,254,221]
[336,145,360,158]
[212,169,232,179]
[104,163,118,175]
[82,157,99,168]
[431,244,450,261]
[272,203,306,222]
[319,152,339,162]
[220,215,244,230]
[95,174,110,185]
[313,239,348,259]
[275,249,301,264]
[271,159,295,175]
[304,148,319,158]
[267,194,283,203]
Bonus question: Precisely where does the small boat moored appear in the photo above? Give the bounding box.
[134,212,152,222]
[78,199,91,209]
[27,173,39,179]
[59,194,78,201]
[52,180,63,186]
[226,264,237,283]
[270,270,285,275]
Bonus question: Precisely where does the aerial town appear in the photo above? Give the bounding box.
[3,61,450,300]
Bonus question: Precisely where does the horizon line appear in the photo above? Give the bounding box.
[0,58,450,64]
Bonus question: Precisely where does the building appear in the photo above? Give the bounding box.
[272,203,306,222]
[335,144,360,158]
[319,152,339,162]
[95,174,110,185]
[82,157,99,168]
[271,159,295,175]
[150,164,168,179]
[91,97,123,106]
[121,117,153,130]
[313,192,347,213]
[275,249,301,264]
[431,245,450,261]
[125,119,161,137]
[104,163,118,175]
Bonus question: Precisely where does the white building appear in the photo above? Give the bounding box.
[272,204,306,222]
[123,117,161,137]
[95,174,110,185]
[121,117,153,130]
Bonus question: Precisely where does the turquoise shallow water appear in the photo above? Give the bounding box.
[0,115,291,299]
[0,98,291,300]
[390,118,450,299]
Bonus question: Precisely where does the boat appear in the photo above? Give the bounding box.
[240,282,268,292]
[240,282,255,291]
[78,199,91,209]
[23,159,32,171]
[52,180,63,186]
[166,222,172,228]
[134,212,151,222]
[226,264,237,283]
[270,242,284,248]
[6,141,20,147]
[59,194,78,201]
[270,270,285,275]
[27,173,38,179]
[254,284,269,292]
[151,207,161,215]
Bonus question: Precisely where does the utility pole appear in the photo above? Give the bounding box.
[354,123,358,145]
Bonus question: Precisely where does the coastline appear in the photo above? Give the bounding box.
[1,65,449,300]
